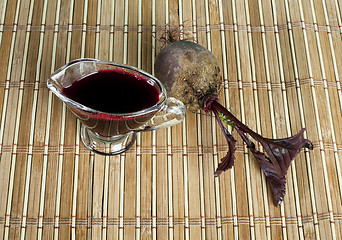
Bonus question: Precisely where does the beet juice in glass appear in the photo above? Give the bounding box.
[47,59,185,155]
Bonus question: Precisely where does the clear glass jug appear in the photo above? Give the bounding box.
[47,58,185,155]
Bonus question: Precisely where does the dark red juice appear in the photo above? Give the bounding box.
[62,69,160,114]
[62,69,160,136]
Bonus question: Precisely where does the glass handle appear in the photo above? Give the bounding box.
[136,97,186,132]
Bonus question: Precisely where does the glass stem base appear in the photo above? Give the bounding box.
[81,125,137,155]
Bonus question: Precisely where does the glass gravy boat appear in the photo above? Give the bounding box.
[47,58,185,155]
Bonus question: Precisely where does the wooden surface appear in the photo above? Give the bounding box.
[0,0,342,239]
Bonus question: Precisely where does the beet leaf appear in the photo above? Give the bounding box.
[212,108,237,177]
[204,95,313,206]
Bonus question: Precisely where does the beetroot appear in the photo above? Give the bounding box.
[155,41,221,112]
[154,40,313,206]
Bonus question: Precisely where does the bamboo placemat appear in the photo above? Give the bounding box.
[0,0,342,239]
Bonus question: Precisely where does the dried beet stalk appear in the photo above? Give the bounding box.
[205,97,313,206]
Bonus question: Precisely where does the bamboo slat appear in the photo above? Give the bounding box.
[1,0,342,239]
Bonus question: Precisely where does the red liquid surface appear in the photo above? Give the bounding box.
[62,69,160,114]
